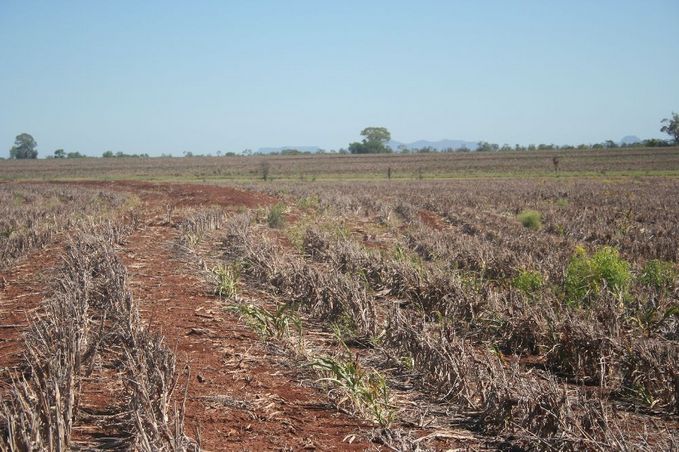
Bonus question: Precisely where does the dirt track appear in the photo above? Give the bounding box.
[123,223,375,450]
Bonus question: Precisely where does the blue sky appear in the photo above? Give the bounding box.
[1,1,678,156]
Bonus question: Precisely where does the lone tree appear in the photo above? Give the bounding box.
[661,112,679,144]
[54,149,65,159]
[9,133,38,159]
[349,127,392,154]
[361,127,391,144]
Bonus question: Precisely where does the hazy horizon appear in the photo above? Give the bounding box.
[1,1,678,157]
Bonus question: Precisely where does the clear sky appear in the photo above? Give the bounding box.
[1,1,678,156]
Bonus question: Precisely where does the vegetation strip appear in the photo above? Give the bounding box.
[0,234,197,450]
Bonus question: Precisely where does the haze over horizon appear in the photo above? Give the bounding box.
[1,1,678,157]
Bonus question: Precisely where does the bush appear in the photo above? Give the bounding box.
[512,270,544,294]
[267,203,286,228]
[517,209,542,230]
[639,259,677,291]
[565,246,631,305]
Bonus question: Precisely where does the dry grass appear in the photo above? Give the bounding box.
[0,183,137,269]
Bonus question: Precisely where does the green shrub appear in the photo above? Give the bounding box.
[267,203,286,228]
[517,209,542,230]
[512,270,544,294]
[639,259,677,291]
[311,355,393,427]
[297,195,320,210]
[212,263,240,298]
[565,246,631,305]
[231,303,301,339]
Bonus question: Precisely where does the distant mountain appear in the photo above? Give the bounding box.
[257,145,321,154]
[619,135,641,145]
[256,139,480,154]
[388,139,478,151]
[256,136,648,154]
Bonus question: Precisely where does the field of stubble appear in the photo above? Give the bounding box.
[0,153,677,450]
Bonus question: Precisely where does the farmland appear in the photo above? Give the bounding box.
[0,152,678,450]
[2,146,679,181]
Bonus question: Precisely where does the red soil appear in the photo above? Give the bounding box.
[418,209,446,231]
[58,180,277,208]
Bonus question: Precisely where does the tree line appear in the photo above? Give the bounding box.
[4,113,679,159]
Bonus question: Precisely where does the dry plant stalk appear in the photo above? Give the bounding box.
[0,234,197,451]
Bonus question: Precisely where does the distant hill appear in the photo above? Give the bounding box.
[388,139,478,151]
[257,146,321,154]
[619,135,641,145]
[257,139,479,154]
[255,136,647,155]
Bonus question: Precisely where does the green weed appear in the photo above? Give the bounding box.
[517,209,542,230]
[555,224,566,236]
[311,355,393,427]
[297,195,320,210]
[330,313,358,345]
[231,303,301,340]
[564,246,631,305]
[267,203,286,228]
[639,259,676,291]
[399,354,415,371]
[393,243,408,261]
[512,270,544,295]
[212,263,240,298]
